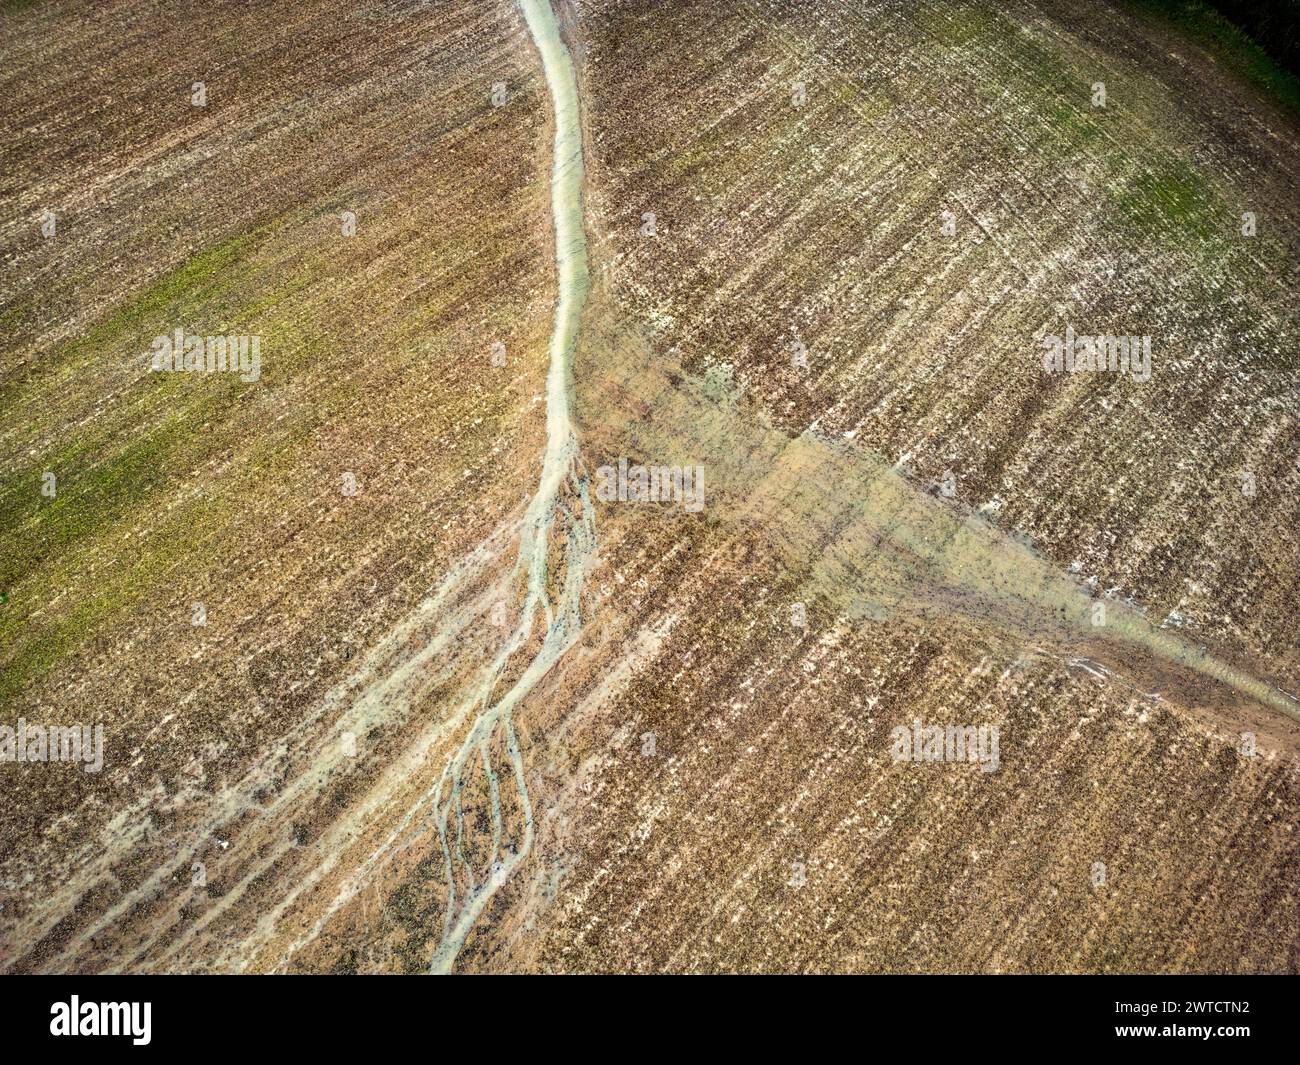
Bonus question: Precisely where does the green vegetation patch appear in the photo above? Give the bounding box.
[916,2,1000,47]
[1114,159,1224,243]
[0,231,259,432]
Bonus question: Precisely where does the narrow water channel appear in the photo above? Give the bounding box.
[429,0,595,973]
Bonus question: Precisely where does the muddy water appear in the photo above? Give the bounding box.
[426,0,596,972]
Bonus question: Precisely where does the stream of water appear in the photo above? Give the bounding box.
[428,0,594,974]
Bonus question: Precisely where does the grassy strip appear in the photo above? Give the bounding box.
[1122,0,1300,115]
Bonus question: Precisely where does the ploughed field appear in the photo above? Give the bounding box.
[0,0,558,972]
[1,0,1298,973]
[510,0,1300,973]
